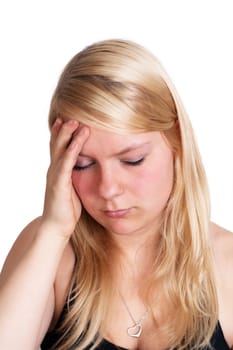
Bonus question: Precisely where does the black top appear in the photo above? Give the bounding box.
[41,303,230,350]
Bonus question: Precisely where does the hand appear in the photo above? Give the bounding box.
[41,118,89,239]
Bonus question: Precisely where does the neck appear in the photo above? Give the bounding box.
[112,231,160,267]
[108,231,161,294]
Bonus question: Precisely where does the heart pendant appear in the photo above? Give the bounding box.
[127,323,142,338]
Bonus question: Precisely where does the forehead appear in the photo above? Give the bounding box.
[79,127,166,157]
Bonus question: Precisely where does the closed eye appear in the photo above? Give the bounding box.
[73,162,95,171]
[73,157,145,171]
[123,158,144,166]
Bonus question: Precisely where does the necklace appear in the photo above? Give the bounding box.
[120,293,148,338]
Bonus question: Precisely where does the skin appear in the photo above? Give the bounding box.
[0,119,233,350]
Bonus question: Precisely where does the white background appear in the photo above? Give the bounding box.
[0,0,232,269]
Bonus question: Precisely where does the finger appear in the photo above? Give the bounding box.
[59,126,90,183]
[50,118,63,149]
[50,119,80,162]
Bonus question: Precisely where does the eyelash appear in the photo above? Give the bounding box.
[124,158,144,166]
[73,162,94,171]
[73,157,145,171]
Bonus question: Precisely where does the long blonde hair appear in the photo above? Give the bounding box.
[48,39,218,349]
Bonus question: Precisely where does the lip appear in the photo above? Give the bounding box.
[103,208,131,218]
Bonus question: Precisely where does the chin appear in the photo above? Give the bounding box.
[104,223,145,237]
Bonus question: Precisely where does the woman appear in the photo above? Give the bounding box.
[0,39,232,350]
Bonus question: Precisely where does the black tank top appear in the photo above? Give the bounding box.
[41,301,230,350]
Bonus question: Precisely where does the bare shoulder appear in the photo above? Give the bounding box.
[1,217,43,276]
[209,222,233,299]
[210,223,233,347]
[1,216,75,290]
[210,222,233,275]
[1,216,76,330]
[210,221,233,259]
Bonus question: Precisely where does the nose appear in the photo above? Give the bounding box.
[98,166,123,200]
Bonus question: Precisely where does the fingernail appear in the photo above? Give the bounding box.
[54,118,62,125]
[78,127,87,136]
[68,119,78,126]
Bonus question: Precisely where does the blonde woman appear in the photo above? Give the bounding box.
[0,39,232,350]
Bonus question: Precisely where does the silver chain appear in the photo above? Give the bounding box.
[119,293,148,338]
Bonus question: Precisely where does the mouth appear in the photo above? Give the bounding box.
[103,208,131,218]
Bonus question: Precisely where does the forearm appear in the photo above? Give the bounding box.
[0,223,69,350]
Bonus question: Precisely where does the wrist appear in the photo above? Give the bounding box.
[36,218,72,245]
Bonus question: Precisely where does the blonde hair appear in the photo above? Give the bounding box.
[48,39,218,349]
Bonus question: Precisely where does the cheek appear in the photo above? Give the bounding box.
[137,156,174,198]
[72,172,92,201]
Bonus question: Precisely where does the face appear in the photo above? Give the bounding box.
[72,127,174,238]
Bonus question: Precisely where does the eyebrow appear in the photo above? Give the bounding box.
[79,142,150,158]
